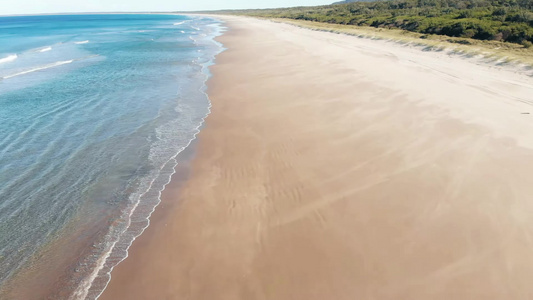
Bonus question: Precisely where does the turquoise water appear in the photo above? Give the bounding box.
[0,14,223,299]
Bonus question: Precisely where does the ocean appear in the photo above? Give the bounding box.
[0,13,224,299]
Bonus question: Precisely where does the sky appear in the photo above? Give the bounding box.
[0,0,334,15]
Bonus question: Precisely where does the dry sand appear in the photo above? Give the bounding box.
[99,16,533,300]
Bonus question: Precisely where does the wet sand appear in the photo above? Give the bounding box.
[100,16,533,300]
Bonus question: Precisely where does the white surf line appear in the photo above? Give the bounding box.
[0,54,17,64]
[1,54,101,80]
[2,60,73,79]
[74,40,89,44]
[39,46,52,52]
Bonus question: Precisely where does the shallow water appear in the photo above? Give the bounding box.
[0,13,224,299]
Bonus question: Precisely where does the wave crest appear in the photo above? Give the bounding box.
[2,60,73,80]
[0,54,18,64]
[39,47,52,52]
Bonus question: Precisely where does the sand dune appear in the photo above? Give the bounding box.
[100,16,533,300]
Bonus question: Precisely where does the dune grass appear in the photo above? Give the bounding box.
[261,18,533,69]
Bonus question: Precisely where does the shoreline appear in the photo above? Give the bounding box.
[80,16,226,299]
[101,15,533,300]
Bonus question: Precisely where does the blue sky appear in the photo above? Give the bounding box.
[1,0,334,15]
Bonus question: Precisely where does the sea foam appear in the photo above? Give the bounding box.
[39,46,52,52]
[0,54,18,64]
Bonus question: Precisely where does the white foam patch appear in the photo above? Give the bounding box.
[39,46,52,52]
[0,54,17,64]
[75,40,89,44]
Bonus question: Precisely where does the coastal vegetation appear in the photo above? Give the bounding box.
[226,0,533,47]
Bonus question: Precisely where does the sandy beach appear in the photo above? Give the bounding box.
[100,15,533,300]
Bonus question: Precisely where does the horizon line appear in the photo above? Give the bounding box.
[0,4,323,17]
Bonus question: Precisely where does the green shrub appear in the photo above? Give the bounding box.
[241,0,533,46]
[521,40,533,48]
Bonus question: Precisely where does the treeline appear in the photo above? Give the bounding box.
[233,0,533,47]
